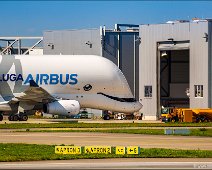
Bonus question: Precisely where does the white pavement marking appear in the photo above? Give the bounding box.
[0,161,212,169]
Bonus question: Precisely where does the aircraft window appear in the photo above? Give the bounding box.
[97,92,136,103]
[84,84,92,91]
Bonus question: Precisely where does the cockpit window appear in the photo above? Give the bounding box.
[97,92,136,102]
[83,84,92,91]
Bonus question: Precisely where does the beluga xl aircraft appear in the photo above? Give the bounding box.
[0,55,142,121]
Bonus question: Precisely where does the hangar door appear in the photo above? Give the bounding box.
[158,41,190,109]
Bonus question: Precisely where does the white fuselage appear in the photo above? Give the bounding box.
[0,55,142,113]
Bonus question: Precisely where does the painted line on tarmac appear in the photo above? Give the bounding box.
[0,162,212,169]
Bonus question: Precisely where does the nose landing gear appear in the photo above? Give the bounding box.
[0,113,3,121]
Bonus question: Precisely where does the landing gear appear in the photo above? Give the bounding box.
[8,113,28,121]
[19,113,28,121]
[8,114,14,121]
[13,114,19,121]
[0,113,3,121]
[103,114,110,120]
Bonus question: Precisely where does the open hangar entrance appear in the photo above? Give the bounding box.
[158,41,190,109]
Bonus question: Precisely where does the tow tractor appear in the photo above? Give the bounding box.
[161,107,212,123]
[161,107,179,122]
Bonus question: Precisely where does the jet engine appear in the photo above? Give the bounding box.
[0,102,13,111]
[43,100,80,115]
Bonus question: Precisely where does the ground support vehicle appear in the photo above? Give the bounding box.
[161,107,212,123]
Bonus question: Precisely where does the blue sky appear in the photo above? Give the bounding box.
[1,1,212,36]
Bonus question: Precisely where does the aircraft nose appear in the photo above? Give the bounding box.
[134,101,143,111]
[128,101,143,113]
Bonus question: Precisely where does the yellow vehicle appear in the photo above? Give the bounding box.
[192,109,212,122]
[161,107,212,123]
[161,107,179,122]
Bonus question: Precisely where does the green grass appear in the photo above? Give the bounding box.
[1,122,212,129]
[191,128,212,137]
[25,129,164,135]
[0,143,211,162]
[20,128,212,137]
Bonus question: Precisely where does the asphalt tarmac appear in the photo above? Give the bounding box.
[0,118,153,124]
[0,158,212,169]
[1,131,212,150]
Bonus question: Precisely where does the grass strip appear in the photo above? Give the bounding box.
[20,128,212,137]
[0,143,211,162]
[1,122,212,129]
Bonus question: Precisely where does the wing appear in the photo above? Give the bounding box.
[11,80,56,104]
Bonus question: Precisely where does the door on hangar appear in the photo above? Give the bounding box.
[157,41,190,110]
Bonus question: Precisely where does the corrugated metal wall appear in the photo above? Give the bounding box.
[43,29,102,55]
[208,21,212,108]
[102,32,118,65]
[120,33,139,98]
[189,22,208,108]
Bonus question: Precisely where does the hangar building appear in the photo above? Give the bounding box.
[43,20,212,120]
[139,19,212,120]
